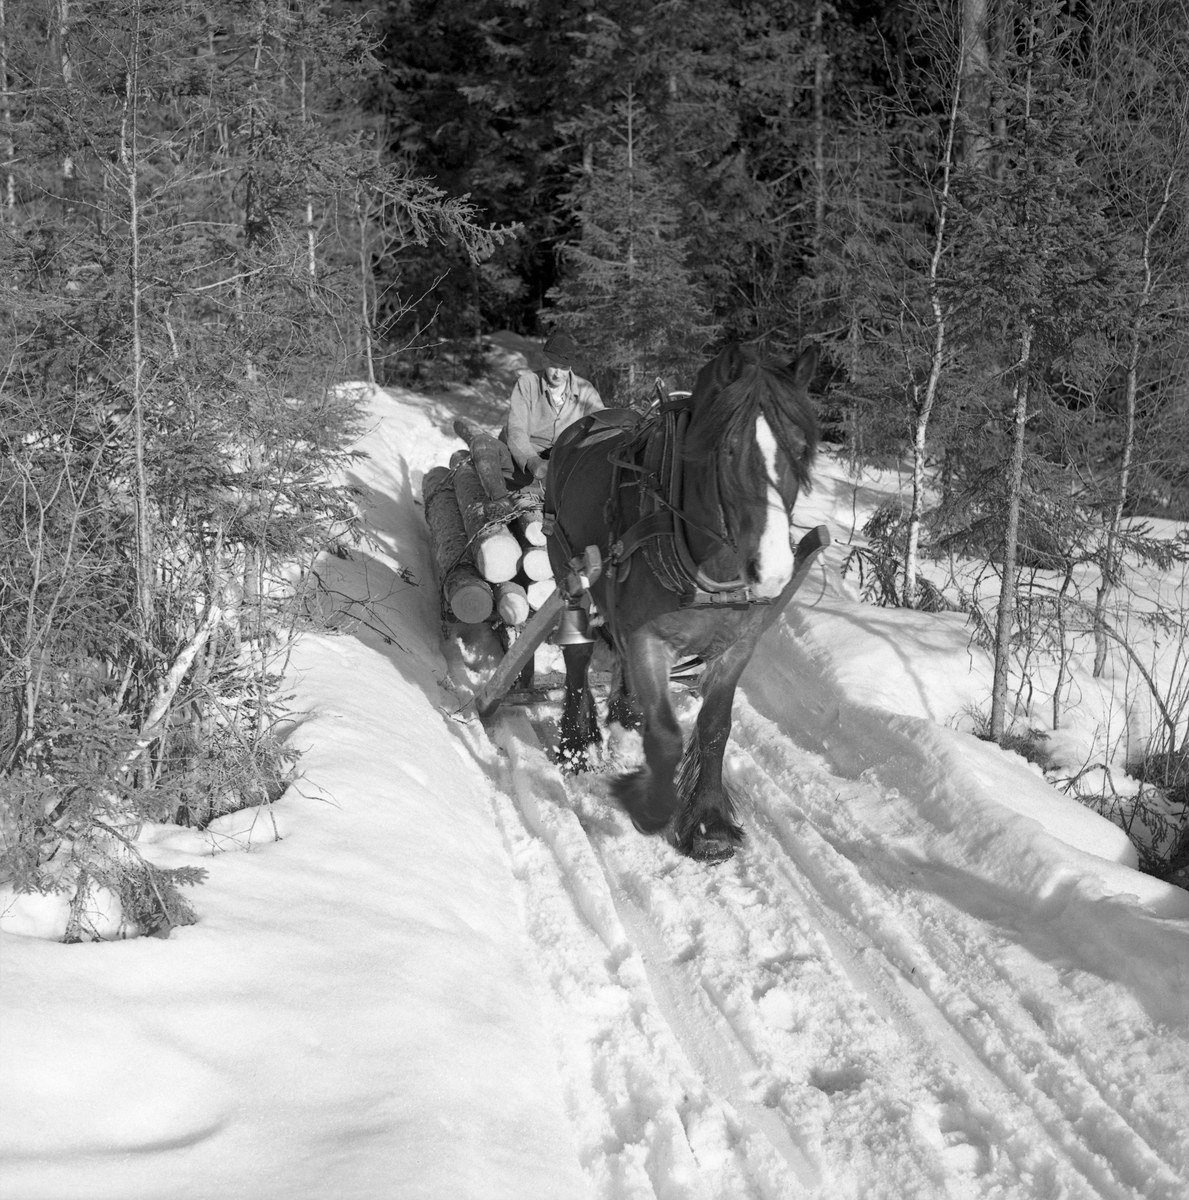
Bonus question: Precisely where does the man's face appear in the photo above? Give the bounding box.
[543,365,568,388]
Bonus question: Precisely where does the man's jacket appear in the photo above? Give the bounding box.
[502,370,604,472]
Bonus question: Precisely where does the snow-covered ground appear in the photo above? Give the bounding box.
[3,337,1188,1200]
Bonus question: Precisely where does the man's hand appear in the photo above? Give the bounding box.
[528,456,549,480]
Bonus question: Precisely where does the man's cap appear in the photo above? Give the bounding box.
[540,330,582,371]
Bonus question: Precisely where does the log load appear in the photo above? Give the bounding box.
[519,546,553,582]
[453,417,509,501]
[453,464,522,583]
[423,467,493,624]
[494,581,531,627]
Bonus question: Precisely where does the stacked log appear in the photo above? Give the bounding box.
[453,463,521,583]
[525,578,556,611]
[519,546,552,582]
[494,581,531,627]
[453,417,509,501]
[517,508,546,546]
[423,467,493,624]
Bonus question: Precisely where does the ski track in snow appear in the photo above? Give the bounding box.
[458,688,1189,1200]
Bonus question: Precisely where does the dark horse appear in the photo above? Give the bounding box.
[544,342,820,862]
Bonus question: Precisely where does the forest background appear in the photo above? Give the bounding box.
[2,0,1188,943]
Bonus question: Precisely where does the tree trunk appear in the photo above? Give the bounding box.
[626,84,637,398]
[961,0,992,168]
[119,2,153,645]
[903,46,962,606]
[1092,339,1138,678]
[357,187,376,385]
[300,58,316,283]
[812,0,826,249]
[990,323,1033,741]
[1093,165,1176,676]
[1,0,14,215]
[58,0,73,189]
[1052,565,1074,730]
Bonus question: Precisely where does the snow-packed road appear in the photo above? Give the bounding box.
[446,671,1189,1200]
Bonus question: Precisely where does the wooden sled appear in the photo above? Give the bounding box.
[475,524,831,720]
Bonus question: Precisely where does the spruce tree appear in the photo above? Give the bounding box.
[547,89,720,404]
[0,0,498,938]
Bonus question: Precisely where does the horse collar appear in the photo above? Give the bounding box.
[606,407,766,607]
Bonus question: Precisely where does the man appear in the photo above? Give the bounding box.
[500,330,604,489]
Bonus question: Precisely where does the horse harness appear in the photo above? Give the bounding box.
[546,398,774,624]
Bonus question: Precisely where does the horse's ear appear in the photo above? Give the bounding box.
[694,343,747,396]
[787,343,819,389]
[720,343,748,375]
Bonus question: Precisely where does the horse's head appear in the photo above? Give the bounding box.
[684,343,819,597]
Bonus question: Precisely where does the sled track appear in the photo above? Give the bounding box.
[470,702,1189,1200]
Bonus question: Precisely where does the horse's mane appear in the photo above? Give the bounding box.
[685,344,819,507]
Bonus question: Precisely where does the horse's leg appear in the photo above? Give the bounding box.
[606,651,641,730]
[557,640,600,772]
[674,645,752,862]
[611,632,682,834]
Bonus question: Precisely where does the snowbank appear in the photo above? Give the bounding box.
[743,580,1189,1027]
[0,381,587,1200]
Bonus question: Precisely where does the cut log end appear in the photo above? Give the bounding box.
[447,567,494,624]
[526,578,556,611]
[520,546,553,582]
[517,509,547,546]
[495,581,531,627]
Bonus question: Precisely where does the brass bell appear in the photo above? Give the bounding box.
[551,604,595,645]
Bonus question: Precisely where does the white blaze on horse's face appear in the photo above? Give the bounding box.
[751,415,795,597]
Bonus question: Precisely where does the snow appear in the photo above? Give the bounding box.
[3,343,1188,1200]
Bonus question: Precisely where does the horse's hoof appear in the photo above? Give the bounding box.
[556,728,603,773]
[611,768,675,835]
[557,746,591,774]
[678,814,744,863]
[689,835,736,865]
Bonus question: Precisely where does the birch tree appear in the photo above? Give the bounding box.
[1085,0,1189,678]
[944,1,1119,741]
